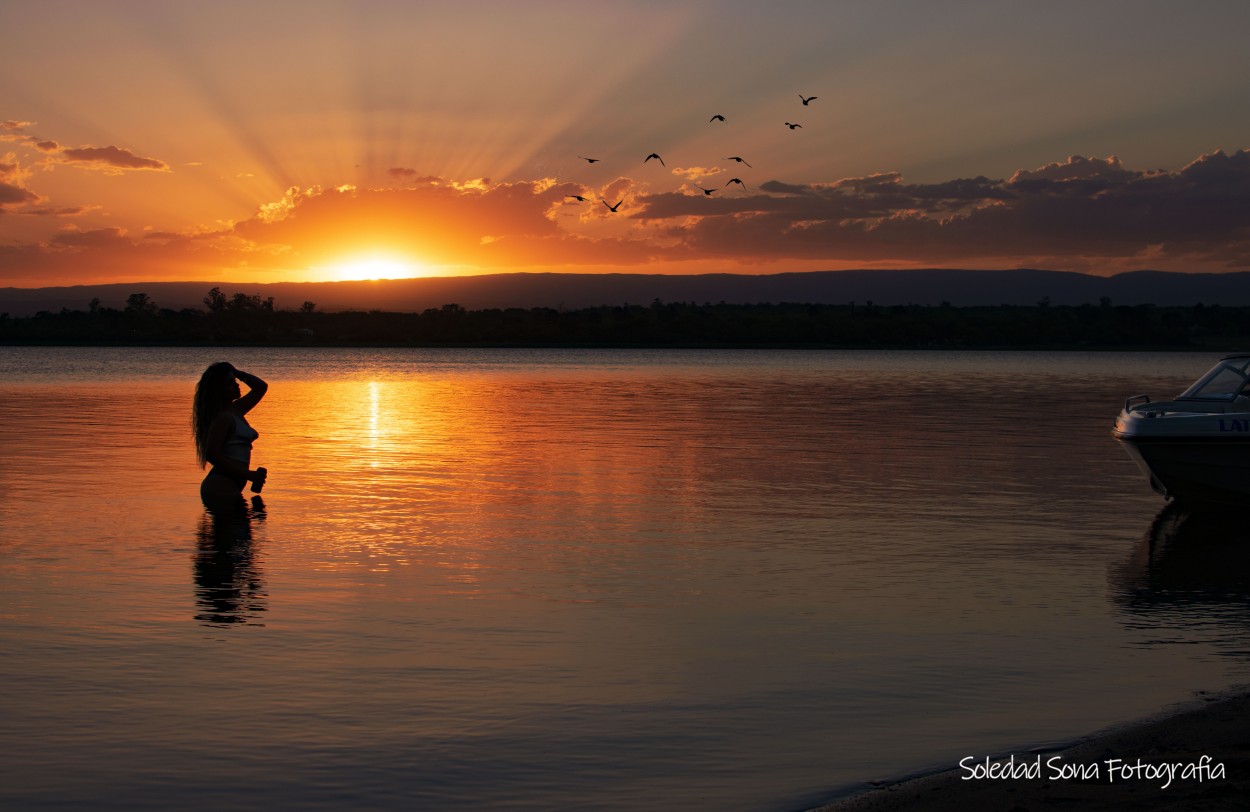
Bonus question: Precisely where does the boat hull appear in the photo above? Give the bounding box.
[1116,435,1250,507]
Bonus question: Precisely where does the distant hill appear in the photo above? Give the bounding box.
[5,268,1250,318]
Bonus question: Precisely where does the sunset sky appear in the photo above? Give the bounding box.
[3,0,1249,288]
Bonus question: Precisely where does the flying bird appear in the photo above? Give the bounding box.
[799,94,817,106]
[644,153,665,166]
[566,195,588,202]
[784,122,802,129]
[725,178,747,190]
[578,156,600,163]
[725,156,751,167]
[602,198,624,212]
[709,114,726,122]
[693,184,716,196]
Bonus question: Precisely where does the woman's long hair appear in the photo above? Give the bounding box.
[193,362,236,468]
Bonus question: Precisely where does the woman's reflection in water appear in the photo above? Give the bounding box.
[194,494,268,627]
[1113,503,1250,655]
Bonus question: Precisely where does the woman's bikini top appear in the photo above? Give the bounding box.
[221,412,260,463]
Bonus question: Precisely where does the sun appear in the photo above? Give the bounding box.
[314,254,427,282]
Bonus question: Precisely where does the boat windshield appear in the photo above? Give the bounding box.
[1178,356,1250,401]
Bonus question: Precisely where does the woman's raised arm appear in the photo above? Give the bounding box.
[232,368,268,414]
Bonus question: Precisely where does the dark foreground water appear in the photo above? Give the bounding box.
[2,347,1248,811]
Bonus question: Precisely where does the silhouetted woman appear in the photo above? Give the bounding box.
[193,362,268,504]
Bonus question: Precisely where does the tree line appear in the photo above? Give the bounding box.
[2,286,1249,349]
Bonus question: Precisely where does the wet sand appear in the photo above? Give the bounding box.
[811,689,1250,811]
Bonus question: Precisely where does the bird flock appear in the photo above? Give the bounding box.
[565,93,817,213]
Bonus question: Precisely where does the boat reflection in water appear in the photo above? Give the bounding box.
[1112,504,1250,658]
[1113,354,1250,508]
[193,495,268,627]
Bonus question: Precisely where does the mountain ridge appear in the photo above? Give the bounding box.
[5,269,1250,318]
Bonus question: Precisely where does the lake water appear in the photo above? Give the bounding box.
[2,347,1249,811]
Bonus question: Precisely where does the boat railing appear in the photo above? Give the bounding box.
[1124,397,1250,417]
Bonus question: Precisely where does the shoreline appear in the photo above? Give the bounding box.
[809,688,1250,811]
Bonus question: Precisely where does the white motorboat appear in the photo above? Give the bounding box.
[1113,354,1250,507]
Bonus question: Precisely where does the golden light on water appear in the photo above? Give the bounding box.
[368,380,381,468]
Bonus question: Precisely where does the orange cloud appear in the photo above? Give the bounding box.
[673,165,723,182]
[233,179,665,268]
[0,160,40,209]
[48,227,135,249]
[0,157,97,218]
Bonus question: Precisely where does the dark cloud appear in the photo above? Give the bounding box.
[632,149,1250,269]
[0,182,39,207]
[56,145,168,172]
[23,206,91,217]
[640,171,1014,223]
[758,180,813,196]
[908,176,1013,202]
[1009,154,1136,185]
[387,167,440,183]
[831,172,907,194]
[997,150,1250,249]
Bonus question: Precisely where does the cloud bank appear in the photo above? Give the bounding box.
[2,146,1248,285]
[634,151,1250,269]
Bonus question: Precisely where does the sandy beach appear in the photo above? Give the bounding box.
[812,689,1250,811]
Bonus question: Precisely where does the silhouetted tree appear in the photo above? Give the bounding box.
[5,297,1250,348]
[125,293,159,315]
[229,292,273,312]
[204,287,227,312]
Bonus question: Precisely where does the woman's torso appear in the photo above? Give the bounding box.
[205,411,259,493]
[221,411,259,465]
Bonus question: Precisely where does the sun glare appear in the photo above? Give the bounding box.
[315,256,427,282]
